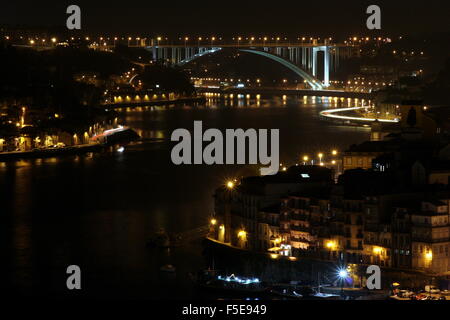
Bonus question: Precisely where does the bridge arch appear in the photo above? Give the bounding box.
[177,48,324,90]
[238,49,323,90]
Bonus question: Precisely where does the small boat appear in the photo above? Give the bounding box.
[270,286,303,299]
[196,272,268,294]
[310,292,341,300]
[160,264,176,273]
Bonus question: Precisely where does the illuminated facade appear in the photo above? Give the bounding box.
[212,166,333,252]
[212,168,450,275]
[411,200,450,274]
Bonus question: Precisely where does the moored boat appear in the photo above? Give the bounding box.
[195,271,268,294]
[270,285,303,299]
[160,264,176,273]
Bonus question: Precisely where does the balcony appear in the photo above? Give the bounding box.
[290,237,311,244]
[291,214,308,222]
[364,239,381,245]
[291,225,310,232]
[346,246,363,251]
[329,229,344,236]
[412,236,450,243]
[279,226,290,234]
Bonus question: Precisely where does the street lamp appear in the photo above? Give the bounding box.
[303,155,309,165]
[318,153,323,164]
[338,269,348,278]
[425,250,433,268]
[337,268,348,296]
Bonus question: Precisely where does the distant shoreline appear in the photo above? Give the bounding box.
[0,143,104,161]
[196,87,373,99]
[102,96,206,109]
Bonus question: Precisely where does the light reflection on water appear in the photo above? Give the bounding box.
[1,96,370,298]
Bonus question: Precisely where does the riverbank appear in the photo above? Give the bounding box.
[1,96,372,299]
[319,107,400,125]
[0,143,105,161]
[196,87,373,99]
[203,237,435,294]
[103,96,206,109]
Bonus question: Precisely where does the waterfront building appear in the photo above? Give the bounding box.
[343,140,390,171]
[212,163,450,275]
[257,204,282,251]
[391,206,414,269]
[211,99,450,276]
[411,200,450,274]
[213,165,333,250]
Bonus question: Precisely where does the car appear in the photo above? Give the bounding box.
[398,290,415,298]
[425,285,440,294]
[414,293,428,300]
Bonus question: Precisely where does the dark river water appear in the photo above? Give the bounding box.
[1,95,369,299]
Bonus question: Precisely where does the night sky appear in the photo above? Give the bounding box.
[1,0,450,37]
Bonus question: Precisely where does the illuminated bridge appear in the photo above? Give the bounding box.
[143,39,358,90]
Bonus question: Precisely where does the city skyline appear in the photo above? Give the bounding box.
[2,0,450,310]
[1,1,450,36]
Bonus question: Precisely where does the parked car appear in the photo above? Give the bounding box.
[425,285,440,294]
[398,290,415,298]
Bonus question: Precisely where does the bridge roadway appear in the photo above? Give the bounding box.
[149,42,354,48]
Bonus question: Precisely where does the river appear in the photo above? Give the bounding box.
[1,95,370,299]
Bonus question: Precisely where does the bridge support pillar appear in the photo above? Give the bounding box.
[312,47,318,77]
[312,46,330,87]
[301,47,306,68]
[289,47,294,63]
[324,46,330,87]
[152,46,157,61]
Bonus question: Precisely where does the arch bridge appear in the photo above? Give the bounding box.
[146,41,356,90]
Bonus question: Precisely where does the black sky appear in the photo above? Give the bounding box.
[1,0,450,37]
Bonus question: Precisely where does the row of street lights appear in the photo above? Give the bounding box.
[302,149,339,166]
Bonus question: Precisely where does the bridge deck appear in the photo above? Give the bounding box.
[145,43,355,48]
